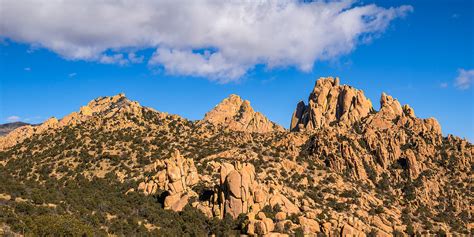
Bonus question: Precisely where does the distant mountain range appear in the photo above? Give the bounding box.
[0,121,31,136]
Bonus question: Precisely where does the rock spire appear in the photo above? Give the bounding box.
[290,77,374,131]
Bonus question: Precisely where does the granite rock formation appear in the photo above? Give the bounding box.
[217,162,265,218]
[1,77,472,236]
[138,150,199,211]
[203,94,284,133]
[290,77,373,131]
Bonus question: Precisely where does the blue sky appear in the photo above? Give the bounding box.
[0,0,473,141]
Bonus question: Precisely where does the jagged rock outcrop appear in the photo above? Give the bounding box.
[138,150,199,211]
[80,93,141,117]
[217,162,264,218]
[203,94,284,133]
[290,77,373,131]
[295,77,448,181]
[59,93,143,126]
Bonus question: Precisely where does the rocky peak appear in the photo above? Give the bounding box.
[204,94,248,123]
[291,77,442,138]
[378,92,403,119]
[79,93,138,116]
[290,77,374,131]
[203,94,284,133]
[0,93,143,150]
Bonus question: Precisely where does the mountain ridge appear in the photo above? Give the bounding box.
[0,77,456,143]
[0,122,31,136]
[0,77,472,236]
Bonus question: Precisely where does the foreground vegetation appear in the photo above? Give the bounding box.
[0,168,246,236]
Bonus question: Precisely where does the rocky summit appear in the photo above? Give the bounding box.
[0,77,472,236]
[291,77,374,131]
[203,94,284,133]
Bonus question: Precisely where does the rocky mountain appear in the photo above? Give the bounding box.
[0,77,472,236]
[203,94,284,133]
[0,122,30,136]
[291,77,374,131]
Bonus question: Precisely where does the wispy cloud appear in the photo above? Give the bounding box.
[439,82,448,88]
[0,0,412,82]
[68,72,77,78]
[455,69,474,90]
[6,116,20,122]
[24,67,31,71]
[23,116,42,123]
[128,52,144,64]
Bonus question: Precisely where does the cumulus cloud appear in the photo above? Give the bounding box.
[149,48,248,83]
[455,69,474,90]
[0,0,412,82]
[6,116,20,122]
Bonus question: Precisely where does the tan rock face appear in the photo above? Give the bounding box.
[298,216,320,234]
[203,94,284,133]
[290,77,373,131]
[295,77,449,183]
[137,150,199,211]
[218,162,262,218]
[341,223,366,237]
[214,161,299,221]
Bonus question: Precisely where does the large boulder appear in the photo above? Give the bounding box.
[341,223,366,237]
[298,216,320,234]
[218,162,267,218]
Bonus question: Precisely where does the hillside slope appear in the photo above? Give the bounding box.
[0,77,472,236]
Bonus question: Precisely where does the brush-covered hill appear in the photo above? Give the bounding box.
[0,78,472,236]
[0,122,31,136]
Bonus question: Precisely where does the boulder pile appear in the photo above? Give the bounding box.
[217,162,265,218]
[138,150,199,211]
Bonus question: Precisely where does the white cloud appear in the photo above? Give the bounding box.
[23,116,42,123]
[6,116,20,122]
[455,69,474,90]
[0,0,412,82]
[68,72,77,77]
[439,82,448,88]
[24,67,31,71]
[149,48,248,83]
[128,52,144,64]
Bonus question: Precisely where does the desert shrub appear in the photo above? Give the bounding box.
[368,205,384,215]
[260,204,281,220]
[340,189,360,199]
[28,214,97,236]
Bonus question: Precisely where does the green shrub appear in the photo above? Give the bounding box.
[28,214,96,236]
